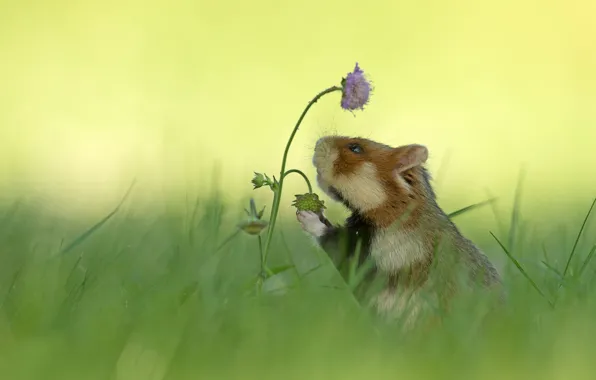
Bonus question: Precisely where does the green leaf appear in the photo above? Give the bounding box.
[262,268,298,295]
[267,264,295,277]
[257,206,266,220]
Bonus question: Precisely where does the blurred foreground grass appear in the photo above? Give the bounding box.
[0,187,595,380]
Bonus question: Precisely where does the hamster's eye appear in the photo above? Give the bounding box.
[348,143,363,154]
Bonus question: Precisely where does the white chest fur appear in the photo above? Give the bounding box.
[370,228,427,273]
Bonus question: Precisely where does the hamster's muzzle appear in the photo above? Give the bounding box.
[312,136,342,201]
[312,137,336,168]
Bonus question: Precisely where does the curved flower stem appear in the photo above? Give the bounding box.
[282,169,313,194]
[261,85,342,268]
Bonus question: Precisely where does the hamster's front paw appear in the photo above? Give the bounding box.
[297,211,328,238]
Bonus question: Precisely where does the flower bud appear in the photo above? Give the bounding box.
[237,219,269,236]
[251,172,267,189]
[239,198,268,235]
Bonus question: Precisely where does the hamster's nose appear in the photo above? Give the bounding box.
[314,138,323,150]
[314,137,329,152]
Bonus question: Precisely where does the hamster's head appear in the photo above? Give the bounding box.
[312,135,434,227]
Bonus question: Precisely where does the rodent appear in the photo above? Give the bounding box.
[296,135,504,329]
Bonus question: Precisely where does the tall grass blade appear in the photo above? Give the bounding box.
[188,195,201,245]
[484,188,506,238]
[348,238,363,287]
[215,229,241,252]
[447,198,497,219]
[540,260,563,279]
[490,231,553,307]
[562,198,596,277]
[508,167,526,252]
[348,256,375,292]
[576,244,596,281]
[59,179,136,255]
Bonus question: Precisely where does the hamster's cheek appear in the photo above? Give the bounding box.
[315,173,328,192]
[316,175,338,201]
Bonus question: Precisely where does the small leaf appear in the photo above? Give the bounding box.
[257,206,266,220]
[271,176,280,192]
[267,264,295,277]
[262,269,298,295]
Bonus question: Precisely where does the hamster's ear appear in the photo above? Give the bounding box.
[393,144,428,173]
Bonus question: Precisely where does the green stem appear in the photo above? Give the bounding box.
[257,234,264,293]
[282,169,313,194]
[256,233,275,293]
[258,234,264,266]
[262,85,342,266]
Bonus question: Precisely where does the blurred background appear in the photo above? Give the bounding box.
[0,0,594,225]
[1,3,596,378]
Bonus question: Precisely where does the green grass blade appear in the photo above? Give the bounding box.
[490,231,553,308]
[59,179,136,255]
[540,260,563,279]
[348,238,363,286]
[562,197,596,277]
[447,198,497,219]
[215,229,241,252]
[348,256,375,292]
[541,243,550,265]
[484,188,506,238]
[576,244,596,281]
[508,167,526,252]
[188,195,201,245]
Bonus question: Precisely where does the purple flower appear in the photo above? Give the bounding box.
[340,63,371,111]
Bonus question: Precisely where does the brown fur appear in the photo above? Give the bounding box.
[311,135,504,329]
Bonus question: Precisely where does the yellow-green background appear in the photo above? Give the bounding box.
[1,0,594,219]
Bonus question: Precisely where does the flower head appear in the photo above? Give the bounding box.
[340,63,372,111]
[238,198,268,235]
[237,219,268,235]
[292,193,326,214]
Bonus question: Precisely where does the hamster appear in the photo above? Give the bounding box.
[297,135,503,328]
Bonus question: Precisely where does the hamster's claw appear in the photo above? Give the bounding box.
[297,211,328,238]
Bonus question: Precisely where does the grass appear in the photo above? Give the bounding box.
[0,186,595,380]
